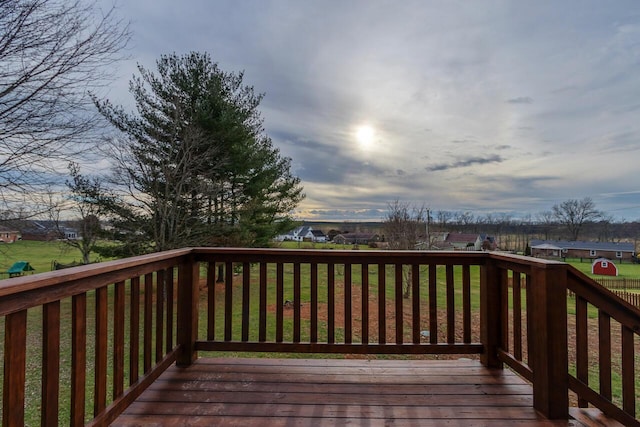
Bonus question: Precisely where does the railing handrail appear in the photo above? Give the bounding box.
[567,266,640,327]
[0,248,192,317]
[0,248,191,296]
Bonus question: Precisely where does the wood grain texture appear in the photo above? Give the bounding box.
[112,357,571,427]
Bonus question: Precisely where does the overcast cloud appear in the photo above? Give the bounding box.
[97,0,640,221]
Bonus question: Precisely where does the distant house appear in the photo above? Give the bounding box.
[431,233,497,251]
[311,229,327,243]
[275,226,326,243]
[20,221,79,241]
[332,233,380,245]
[530,240,635,262]
[592,258,618,276]
[0,226,20,243]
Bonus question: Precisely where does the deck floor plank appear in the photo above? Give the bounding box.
[112,358,580,426]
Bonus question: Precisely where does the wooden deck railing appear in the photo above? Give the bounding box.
[0,249,193,426]
[0,248,638,426]
[567,268,640,426]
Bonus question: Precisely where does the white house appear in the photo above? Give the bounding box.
[275,226,327,243]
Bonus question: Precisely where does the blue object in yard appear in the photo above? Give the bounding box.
[7,261,35,277]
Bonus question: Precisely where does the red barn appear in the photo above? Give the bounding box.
[592,258,618,276]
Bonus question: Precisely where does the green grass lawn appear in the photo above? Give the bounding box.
[276,241,362,250]
[0,240,106,279]
[565,257,640,278]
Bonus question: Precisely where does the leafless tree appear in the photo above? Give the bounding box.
[552,197,602,241]
[0,0,129,215]
[435,210,452,232]
[49,162,105,263]
[383,200,428,298]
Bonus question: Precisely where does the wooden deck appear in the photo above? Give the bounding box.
[112,358,584,426]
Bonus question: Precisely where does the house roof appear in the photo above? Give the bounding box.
[530,240,635,253]
[532,243,563,250]
[446,233,480,243]
[334,233,378,240]
[296,226,312,236]
[311,230,325,237]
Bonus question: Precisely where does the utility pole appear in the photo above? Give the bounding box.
[425,209,430,250]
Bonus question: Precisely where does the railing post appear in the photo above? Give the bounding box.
[480,258,502,368]
[177,254,199,366]
[529,264,568,419]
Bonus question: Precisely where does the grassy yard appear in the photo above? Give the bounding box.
[565,257,640,279]
[0,240,105,279]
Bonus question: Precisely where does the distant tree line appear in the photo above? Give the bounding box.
[382,197,640,254]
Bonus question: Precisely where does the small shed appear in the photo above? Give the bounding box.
[592,258,618,276]
[7,261,35,278]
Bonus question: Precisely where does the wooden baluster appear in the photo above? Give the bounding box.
[259,262,268,342]
[114,280,125,398]
[462,265,471,344]
[155,270,164,362]
[3,310,27,427]
[276,263,284,343]
[294,263,301,343]
[512,272,522,360]
[412,264,420,344]
[42,301,60,424]
[207,262,216,341]
[525,274,533,366]
[224,262,233,341]
[328,263,335,344]
[166,268,174,352]
[344,263,352,344]
[598,310,612,400]
[378,263,386,344]
[94,287,108,415]
[429,264,437,344]
[71,294,86,427]
[446,265,455,344]
[361,263,369,345]
[576,296,589,407]
[242,262,251,342]
[621,325,636,417]
[129,277,140,385]
[500,269,509,352]
[310,263,318,343]
[395,264,403,344]
[143,273,153,373]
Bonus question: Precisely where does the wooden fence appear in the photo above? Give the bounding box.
[611,290,640,308]
[595,278,640,290]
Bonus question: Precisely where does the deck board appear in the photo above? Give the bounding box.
[112,358,579,426]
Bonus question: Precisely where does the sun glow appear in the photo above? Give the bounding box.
[356,125,375,149]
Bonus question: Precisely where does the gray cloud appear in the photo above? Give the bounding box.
[507,97,534,104]
[426,155,504,172]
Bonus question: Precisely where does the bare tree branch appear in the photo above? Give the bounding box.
[0,0,130,216]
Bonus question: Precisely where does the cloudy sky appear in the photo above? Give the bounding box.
[99,0,640,221]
